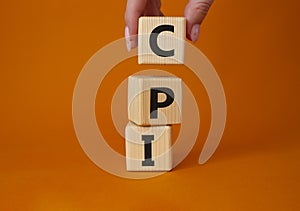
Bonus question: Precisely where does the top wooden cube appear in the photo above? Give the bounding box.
[138,17,186,64]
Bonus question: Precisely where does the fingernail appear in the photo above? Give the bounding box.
[191,24,200,42]
[125,26,131,51]
[125,26,138,52]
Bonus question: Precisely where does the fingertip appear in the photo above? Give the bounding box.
[125,26,131,51]
[191,24,200,42]
[125,26,138,52]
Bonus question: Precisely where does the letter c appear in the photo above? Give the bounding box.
[149,25,175,57]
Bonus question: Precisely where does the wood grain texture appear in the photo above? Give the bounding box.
[128,75,182,126]
[125,122,172,171]
[138,16,186,64]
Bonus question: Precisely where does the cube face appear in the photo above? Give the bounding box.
[138,17,186,64]
[128,75,182,126]
[125,122,172,171]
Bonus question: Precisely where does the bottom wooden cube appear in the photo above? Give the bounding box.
[125,122,172,171]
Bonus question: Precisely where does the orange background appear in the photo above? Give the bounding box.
[1,0,300,210]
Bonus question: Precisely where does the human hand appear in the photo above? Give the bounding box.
[124,0,214,51]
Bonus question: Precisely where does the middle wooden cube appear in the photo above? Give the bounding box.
[128,75,182,126]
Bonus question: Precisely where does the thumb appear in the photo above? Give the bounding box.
[184,0,214,42]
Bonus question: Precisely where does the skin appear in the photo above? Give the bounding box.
[125,0,214,50]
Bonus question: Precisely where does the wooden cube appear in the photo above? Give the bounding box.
[128,75,182,126]
[125,122,172,171]
[138,16,186,64]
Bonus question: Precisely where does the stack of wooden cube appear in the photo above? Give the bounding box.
[126,17,186,171]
